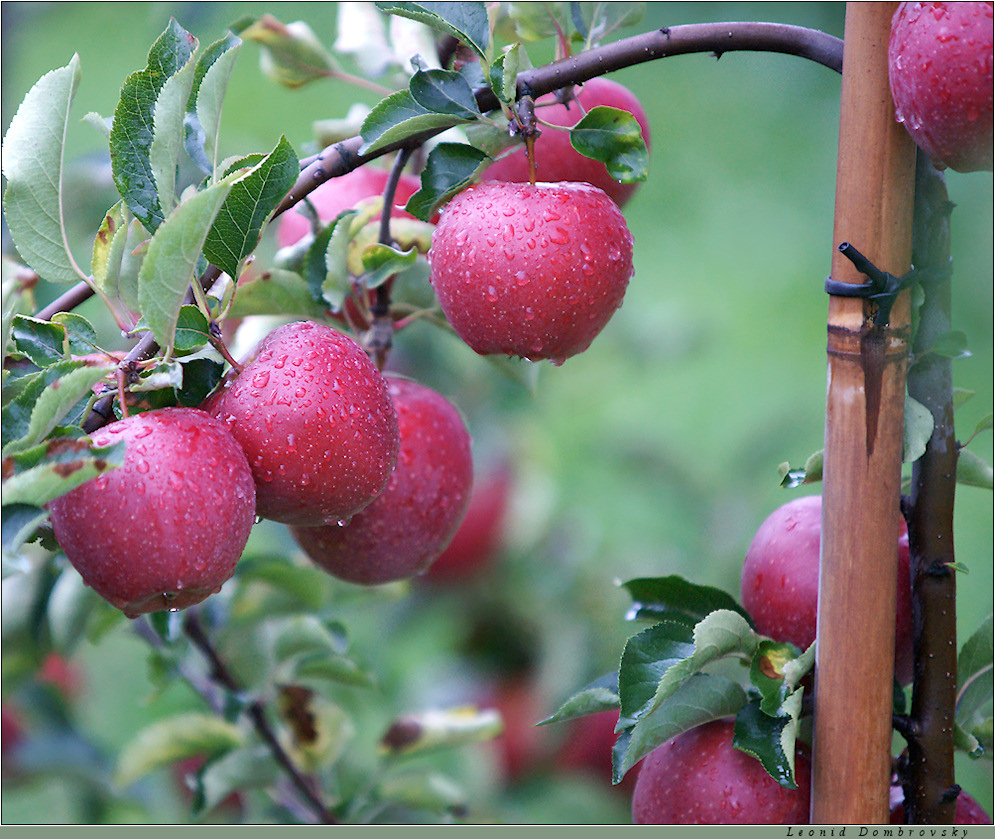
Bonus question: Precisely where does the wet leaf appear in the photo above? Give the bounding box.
[360,89,472,157]
[733,694,801,789]
[185,32,242,175]
[539,671,620,725]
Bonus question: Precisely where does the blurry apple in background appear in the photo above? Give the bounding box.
[424,459,513,583]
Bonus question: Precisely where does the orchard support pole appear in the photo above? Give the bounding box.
[812,2,916,825]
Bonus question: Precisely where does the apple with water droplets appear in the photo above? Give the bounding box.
[208,321,399,526]
[740,494,915,685]
[290,375,472,585]
[631,718,812,824]
[429,181,634,364]
[888,2,994,172]
[483,77,651,207]
[48,407,256,619]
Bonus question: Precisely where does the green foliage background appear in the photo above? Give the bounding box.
[2,1,991,824]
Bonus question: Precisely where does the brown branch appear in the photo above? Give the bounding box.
[181,612,339,825]
[900,152,959,825]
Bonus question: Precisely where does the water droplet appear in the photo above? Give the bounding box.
[252,371,270,388]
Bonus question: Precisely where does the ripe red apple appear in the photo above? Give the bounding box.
[290,375,472,585]
[429,181,634,364]
[276,166,424,249]
[209,321,399,526]
[48,408,256,618]
[739,494,914,685]
[890,788,993,824]
[888,2,994,172]
[631,718,812,824]
[482,77,651,207]
[423,459,512,582]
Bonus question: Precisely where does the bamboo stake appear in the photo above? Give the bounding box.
[812,2,916,824]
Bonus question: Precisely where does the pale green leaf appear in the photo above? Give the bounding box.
[116,713,244,787]
[1,55,84,284]
[1,436,124,508]
[90,200,131,298]
[150,50,199,217]
[904,395,935,464]
[137,180,232,350]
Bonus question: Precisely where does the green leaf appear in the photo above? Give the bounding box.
[241,15,336,88]
[733,695,802,788]
[360,243,418,289]
[1,503,50,561]
[203,136,299,278]
[644,610,758,721]
[229,269,328,319]
[137,179,232,351]
[539,672,620,725]
[321,212,361,310]
[192,745,279,817]
[51,312,99,355]
[185,33,242,175]
[269,614,375,688]
[613,674,747,782]
[506,2,571,42]
[409,68,481,118]
[234,554,333,609]
[618,620,695,725]
[380,707,503,756]
[489,45,523,106]
[621,575,755,628]
[376,1,490,60]
[2,364,113,456]
[1,55,84,284]
[150,46,199,218]
[958,448,994,490]
[405,142,489,221]
[903,394,935,464]
[10,315,67,367]
[956,615,993,752]
[1,435,125,507]
[116,218,150,312]
[116,713,244,787]
[110,19,199,233]
[377,770,467,817]
[465,120,521,159]
[569,106,649,183]
[3,361,85,449]
[778,449,824,488]
[172,305,211,355]
[90,200,132,298]
[360,89,472,157]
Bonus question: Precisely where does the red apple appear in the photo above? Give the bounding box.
[48,408,256,618]
[290,375,472,585]
[423,459,512,582]
[740,495,914,685]
[890,788,993,824]
[209,321,399,526]
[429,181,633,364]
[631,718,812,824]
[888,2,994,172]
[276,166,424,249]
[483,77,651,207]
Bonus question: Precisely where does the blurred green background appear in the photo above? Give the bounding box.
[2,1,991,824]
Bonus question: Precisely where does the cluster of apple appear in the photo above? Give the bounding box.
[630,493,992,824]
[47,320,475,615]
[46,76,649,619]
